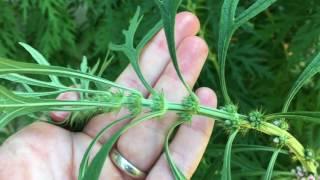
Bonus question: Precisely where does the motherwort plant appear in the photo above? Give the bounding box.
[0,0,319,179]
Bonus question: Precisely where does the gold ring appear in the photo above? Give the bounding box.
[110,148,147,179]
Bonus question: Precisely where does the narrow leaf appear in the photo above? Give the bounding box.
[207,144,288,154]
[217,0,276,104]
[154,0,193,94]
[217,0,240,104]
[80,56,90,98]
[137,21,162,51]
[82,112,162,180]
[265,111,320,124]
[78,114,133,180]
[14,90,66,97]
[263,148,281,180]
[235,0,277,28]
[164,120,187,180]
[283,52,320,112]
[0,108,29,129]
[97,52,113,77]
[0,73,64,89]
[19,42,62,85]
[0,85,120,113]
[221,129,239,180]
[0,57,134,92]
[0,86,48,128]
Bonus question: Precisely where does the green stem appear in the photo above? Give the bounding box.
[7,93,316,174]
[141,98,317,174]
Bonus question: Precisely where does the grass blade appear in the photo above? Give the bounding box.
[221,129,239,180]
[263,148,281,180]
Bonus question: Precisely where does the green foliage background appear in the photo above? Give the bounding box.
[0,0,320,179]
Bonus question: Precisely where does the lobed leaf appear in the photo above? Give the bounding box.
[217,0,277,104]
[109,7,161,95]
[136,21,162,51]
[154,0,194,95]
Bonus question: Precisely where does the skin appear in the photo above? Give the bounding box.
[0,12,217,180]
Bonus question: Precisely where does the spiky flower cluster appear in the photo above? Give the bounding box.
[179,95,199,122]
[304,149,319,169]
[151,92,167,113]
[248,110,263,128]
[272,135,288,147]
[221,104,240,129]
[126,93,142,115]
[272,119,289,131]
[305,149,315,161]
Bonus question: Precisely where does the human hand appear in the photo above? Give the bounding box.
[0,12,217,180]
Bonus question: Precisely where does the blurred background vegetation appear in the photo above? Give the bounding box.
[0,0,320,179]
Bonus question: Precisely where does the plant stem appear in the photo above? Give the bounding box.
[141,98,318,174]
[244,122,317,174]
[7,91,316,174]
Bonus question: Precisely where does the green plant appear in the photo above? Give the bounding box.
[0,0,320,179]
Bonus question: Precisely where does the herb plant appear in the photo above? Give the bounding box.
[0,0,319,179]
